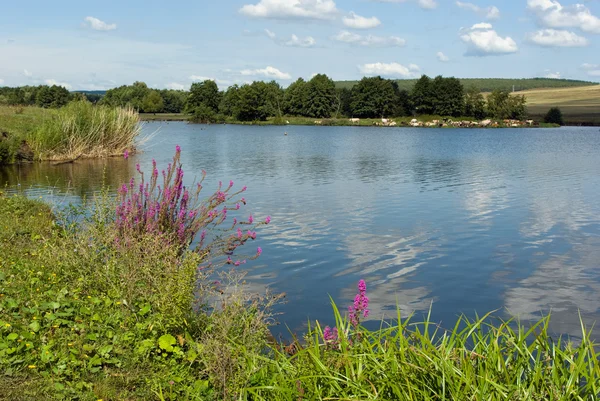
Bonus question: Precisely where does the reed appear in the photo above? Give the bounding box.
[28,101,140,161]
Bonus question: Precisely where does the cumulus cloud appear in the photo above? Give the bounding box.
[582,63,600,76]
[342,12,381,29]
[264,30,316,47]
[460,22,518,55]
[239,0,338,20]
[527,29,588,47]
[45,79,72,89]
[23,69,32,77]
[436,51,449,61]
[456,1,500,19]
[83,16,117,31]
[240,66,292,80]
[527,0,600,34]
[332,30,406,47]
[369,0,437,9]
[544,71,561,79]
[358,62,420,77]
[165,82,185,90]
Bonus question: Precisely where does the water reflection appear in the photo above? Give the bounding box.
[1,123,600,337]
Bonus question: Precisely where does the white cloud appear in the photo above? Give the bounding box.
[460,22,518,55]
[527,29,588,47]
[436,51,449,61]
[544,70,561,78]
[332,30,406,47]
[369,0,437,9]
[23,69,32,77]
[285,34,316,47]
[263,30,316,47]
[582,63,600,77]
[456,1,500,20]
[358,62,420,77]
[239,0,338,20]
[342,12,381,29]
[190,75,215,81]
[527,0,600,34]
[240,66,292,80]
[83,16,117,31]
[166,82,185,90]
[45,79,72,89]
[0,79,4,85]
[264,29,276,39]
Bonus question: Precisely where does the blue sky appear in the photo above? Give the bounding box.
[0,0,599,90]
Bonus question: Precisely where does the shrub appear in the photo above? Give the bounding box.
[544,107,564,126]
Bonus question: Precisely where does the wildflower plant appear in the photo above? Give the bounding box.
[115,145,270,266]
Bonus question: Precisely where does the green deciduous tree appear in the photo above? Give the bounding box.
[142,91,164,114]
[464,86,486,119]
[487,90,527,120]
[187,80,221,113]
[544,107,564,125]
[411,75,434,115]
[431,76,464,117]
[283,78,307,116]
[303,74,336,118]
[350,76,399,118]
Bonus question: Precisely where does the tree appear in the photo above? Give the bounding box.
[411,75,434,115]
[464,86,486,119]
[187,80,221,113]
[431,76,464,117]
[142,91,164,113]
[35,86,53,108]
[544,107,564,125]
[303,74,336,118]
[159,90,186,113]
[233,83,268,121]
[334,87,352,118]
[487,90,527,120]
[283,78,307,116]
[219,85,240,117]
[350,76,398,118]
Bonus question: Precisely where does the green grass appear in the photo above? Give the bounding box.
[336,78,598,92]
[2,191,600,399]
[0,103,140,163]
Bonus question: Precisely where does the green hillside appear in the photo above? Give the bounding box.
[335,78,598,93]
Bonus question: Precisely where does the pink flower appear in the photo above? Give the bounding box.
[242,186,247,192]
[248,215,254,224]
[229,180,234,188]
[123,150,129,160]
[176,145,181,153]
[265,216,271,224]
[257,247,262,256]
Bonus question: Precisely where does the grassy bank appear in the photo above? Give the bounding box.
[2,148,600,399]
[0,102,140,164]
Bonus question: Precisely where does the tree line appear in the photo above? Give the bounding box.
[1,74,528,121]
[184,74,526,122]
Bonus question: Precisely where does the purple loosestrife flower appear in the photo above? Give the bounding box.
[229,180,234,188]
[248,215,254,224]
[257,247,262,256]
[348,279,369,328]
[242,186,247,192]
[176,145,181,153]
[124,150,129,160]
[265,216,271,224]
[323,326,339,344]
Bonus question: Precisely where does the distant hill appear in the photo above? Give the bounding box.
[335,78,598,93]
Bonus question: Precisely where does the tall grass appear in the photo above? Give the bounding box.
[246,304,600,400]
[28,101,140,161]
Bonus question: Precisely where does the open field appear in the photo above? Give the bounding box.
[519,85,600,125]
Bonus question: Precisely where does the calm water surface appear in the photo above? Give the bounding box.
[3,122,600,337]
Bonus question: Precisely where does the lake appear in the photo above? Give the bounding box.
[3,122,600,338]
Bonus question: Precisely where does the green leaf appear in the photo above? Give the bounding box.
[6,333,18,341]
[138,304,151,316]
[158,334,176,352]
[29,321,40,332]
